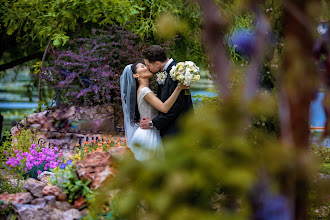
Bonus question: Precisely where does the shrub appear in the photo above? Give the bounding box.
[85,103,304,219]
[1,128,40,165]
[42,25,145,109]
[310,144,330,163]
[320,163,330,175]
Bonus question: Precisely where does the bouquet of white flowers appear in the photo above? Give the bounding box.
[169,61,200,86]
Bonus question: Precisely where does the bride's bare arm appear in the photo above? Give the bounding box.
[144,85,189,113]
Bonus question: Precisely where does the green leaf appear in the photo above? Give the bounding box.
[7,27,14,35]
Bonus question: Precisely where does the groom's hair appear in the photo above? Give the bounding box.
[142,45,167,63]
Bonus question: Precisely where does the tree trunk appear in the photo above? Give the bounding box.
[280,1,320,219]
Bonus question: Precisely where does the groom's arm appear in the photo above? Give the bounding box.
[152,78,184,130]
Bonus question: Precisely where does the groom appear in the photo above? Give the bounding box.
[139,45,193,138]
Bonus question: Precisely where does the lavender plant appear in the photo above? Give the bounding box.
[42,25,145,111]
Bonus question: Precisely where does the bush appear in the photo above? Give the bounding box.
[320,163,330,175]
[85,102,305,219]
[42,25,145,109]
[310,144,330,163]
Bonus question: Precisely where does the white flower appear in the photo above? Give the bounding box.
[156,71,167,85]
[169,61,200,86]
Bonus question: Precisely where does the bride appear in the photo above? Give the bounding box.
[120,62,188,161]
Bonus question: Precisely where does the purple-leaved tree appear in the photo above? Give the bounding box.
[42,25,145,121]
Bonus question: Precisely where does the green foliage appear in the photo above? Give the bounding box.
[0,131,12,167]
[320,0,330,21]
[320,163,330,175]
[50,164,71,190]
[308,176,330,219]
[22,161,47,180]
[86,100,308,219]
[61,165,93,204]
[193,88,221,108]
[0,128,41,193]
[310,144,330,163]
[35,100,49,113]
[7,128,40,157]
[0,174,24,194]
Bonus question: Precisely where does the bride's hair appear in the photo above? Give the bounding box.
[130,62,140,122]
[131,62,138,74]
[131,60,145,74]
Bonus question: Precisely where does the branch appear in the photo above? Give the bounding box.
[244,12,270,101]
[0,52,43,72]
[197,0,231,99]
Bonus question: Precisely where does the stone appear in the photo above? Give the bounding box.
[12,203,52,220]
[37,171,55,184]
[31,198,46,207]
[23,178,46,198]
[63,209,82,220]
[318,173,330,179]
[75,151,113,190]
[107,146,130,158]
[0,192,34,205]
[54,201,73,211]
[42,185,66,201]
[44,195,56,207]
[50,208,82,220]
[73,196,86,209]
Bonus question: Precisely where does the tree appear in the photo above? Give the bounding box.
[0,0,202,73]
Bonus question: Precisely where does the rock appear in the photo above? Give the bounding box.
[63,209,82,220]
[0,192,34,205]
[12,203,52,220]
[54,201,73,211]
[76,151,113,190]
[50,208,82,220]
[107,146,130,158]
[31,198,46,207]
[23,178,46,198]
[319,173,330,179]
[44,195,56,207]
[42,185,66,201]
[37,171,55,184]
[73,196,86,209]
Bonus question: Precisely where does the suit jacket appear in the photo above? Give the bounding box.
[152,60,194,138]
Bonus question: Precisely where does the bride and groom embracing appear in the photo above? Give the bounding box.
[120,45,193,161]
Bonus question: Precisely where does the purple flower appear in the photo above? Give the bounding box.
[229,29,256,57]
[37,170,42,174]
[67,160,72,165]
[60,163,67,169]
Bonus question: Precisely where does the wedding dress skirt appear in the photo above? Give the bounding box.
[129,127,163,161]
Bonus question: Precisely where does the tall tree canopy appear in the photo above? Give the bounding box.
[0,0,202,73]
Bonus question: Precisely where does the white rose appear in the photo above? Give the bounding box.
[194,75,200,81]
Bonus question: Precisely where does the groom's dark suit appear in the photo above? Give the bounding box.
[152,60,193,138]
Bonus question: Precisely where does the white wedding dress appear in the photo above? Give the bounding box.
[128,87,163,161]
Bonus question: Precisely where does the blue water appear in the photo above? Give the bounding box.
[0,102,39,109]
[310,92,325,127]
[191,89,217,104]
